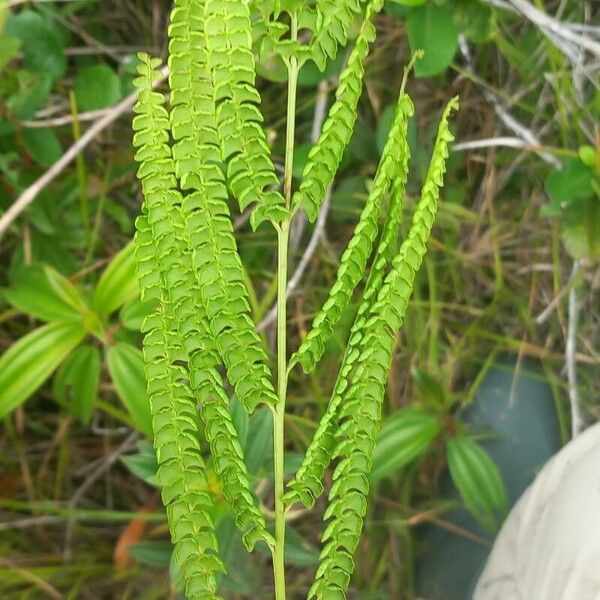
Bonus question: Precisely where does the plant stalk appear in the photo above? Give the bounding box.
[273,30,299,599]
[273,219,289,600]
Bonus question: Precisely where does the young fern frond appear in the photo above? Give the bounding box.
[168,0,221,188]
[307,0,364,70]
[284,93,415,507]
[260,0,371,72]
[204,0,286,228]
[184,297,273,552]
[196,371,275,551]
[169,0,284,228]
[144,301,224,600]
[166,5,279,413]
[132,58,224,598]
[291,1,380,223]
[133,53,271,595]
[184,186,279,413]
[291,92,414,374]
[308,97,458,600]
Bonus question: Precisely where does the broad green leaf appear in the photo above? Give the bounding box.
[244,407,273,475]
[407,4,458,77]
[23,127,63,167]
[561,195,600,260]
[6,70,53,120]
[216,517,262,596]
[2,264,85,322]
[0,34,21,71]
[411,367,447,408]
[129,541,173,567]
[330,176,367,223]
[93,242,139,315]
[284,525,319,566]
[106,342,152,437]
[53,344,100,424]
[5,10,66,80]
[74,64,122,111]
[371,407,441,481]
[121,441,159,486]
[544,157,595,209]
[0,321,86,418]
[454,0,493,44]
[447,434,508,531]
[119,297,157,330]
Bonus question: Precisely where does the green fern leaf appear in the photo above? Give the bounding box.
[203,0,286,228]
[133,53,273,595]
[133,55,224,600]
[146,303,224,600]
[291,93,414,375]
[193,363,275,551]
[165,5,280,413]
[168,0,221,188]
[182,185,279,412]
[308,0,366,70]
[284,94,414,508]
[260,0,377,73]
[168,0,285,228]
[291,1,380,223]
[308,96,458,599]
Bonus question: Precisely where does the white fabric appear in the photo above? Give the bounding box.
[474,421,600,600]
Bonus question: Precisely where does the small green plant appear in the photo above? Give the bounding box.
[0,242,156,433]
[131,1,457,598]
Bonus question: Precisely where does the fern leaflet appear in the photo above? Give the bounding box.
[284,94,414,507]
[291,92,414,374]
[204,0,286,228]
[133,55,224,599]
[291,1,381,223]
[133,53,272,596]
[308,97,458,599]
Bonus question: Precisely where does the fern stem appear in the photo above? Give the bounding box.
[283,67,298,204]
[273,16,299,597]
[274,219,289,600]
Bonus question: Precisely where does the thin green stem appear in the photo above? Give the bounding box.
[273,219,290,600]
[69,91,90,245]
[273,14,299,600]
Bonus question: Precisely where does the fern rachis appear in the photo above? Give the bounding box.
[132,2,458,599]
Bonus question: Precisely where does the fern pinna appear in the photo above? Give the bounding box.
[132,1,458,598]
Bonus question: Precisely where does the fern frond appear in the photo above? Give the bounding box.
[165,4,279,412]
[284,94,414,508]
[308,97,458,600]
[308,0,366,70]
[168,0,221,188]
[192,362,275,551]
[291,92,414,374]
[259,0,376,73]
[203,0,286,228]
[182,184,279,412]
[168,0,284,228]
[291,1,380,223]
[132,55,224,599]
[144,300,224,600]
[133,54,272,593]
